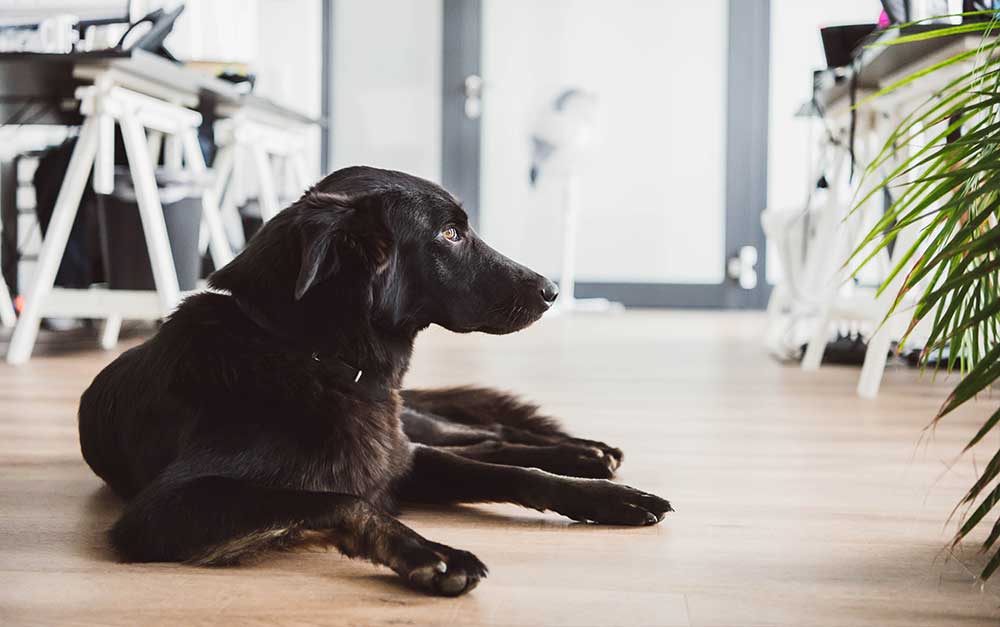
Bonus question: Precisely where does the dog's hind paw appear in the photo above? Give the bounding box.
[545,444,619,479]
[397,539,488,596]
[564,438,624,471]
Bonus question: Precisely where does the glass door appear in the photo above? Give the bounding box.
[443,0,770,308]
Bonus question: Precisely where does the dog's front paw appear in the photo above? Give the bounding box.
[556,480,672,526]
[395,539,488,596]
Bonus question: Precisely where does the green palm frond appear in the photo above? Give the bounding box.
[847,13,1000,581]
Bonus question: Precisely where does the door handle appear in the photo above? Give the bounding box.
[464,74,483,120]
[727,245,759,290]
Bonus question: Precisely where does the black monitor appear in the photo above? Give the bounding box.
[820,24,878,68]
[123,5,184,53]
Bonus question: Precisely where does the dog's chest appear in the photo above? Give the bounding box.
[290,392,410,501]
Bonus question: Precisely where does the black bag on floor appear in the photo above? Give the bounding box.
[32,137,104,289]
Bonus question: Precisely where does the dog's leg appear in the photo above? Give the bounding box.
[111,474,486,596]
[438,441,616,479]
[400,408,500,446]
[401,386,624,468]
[403,408,618,478]
[397,445,670,525]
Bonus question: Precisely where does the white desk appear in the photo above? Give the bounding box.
[765,28,989,397]
[0,50,319,363]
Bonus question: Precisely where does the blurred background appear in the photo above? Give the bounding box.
[0,0,887,321]
[9,4,1000,625]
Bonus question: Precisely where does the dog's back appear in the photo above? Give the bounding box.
[79,344,158,498]
[78,296,219,499]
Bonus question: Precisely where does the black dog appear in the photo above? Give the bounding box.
[78,166,671,596]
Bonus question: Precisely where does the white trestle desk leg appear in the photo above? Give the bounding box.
[7,116,100,364]
[164,134,183,171]
[100,315,123,350]
[94,112,115,194]
[147,130,163,165]
[182,129,233,267]
[211,144,245,249]
[119,113,181,313]
[93,110,116,341]
[251,145,280,222]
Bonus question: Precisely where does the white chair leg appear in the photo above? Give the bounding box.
[250,145,280,222]
[800,152,848,372]
[100,315,122,350]
[7,116,100,364]
[857,323,892,398]
[801,314,829,370]
[182,129,233,268]
[762,283,789,347]
[119,113,181,313]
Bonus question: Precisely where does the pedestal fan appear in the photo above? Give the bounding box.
[530,88,623,313]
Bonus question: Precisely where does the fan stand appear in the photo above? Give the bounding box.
[549,172,624,315]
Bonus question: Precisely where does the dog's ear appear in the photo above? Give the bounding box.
[294,192,391,300]
[295,221,336,301]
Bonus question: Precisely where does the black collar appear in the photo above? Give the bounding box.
[230,294,392,402]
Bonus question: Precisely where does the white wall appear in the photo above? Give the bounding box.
[254,0,323,180]
[480,0,729,284]
[331,0,442,182]
[766,0,882,282]
[164,0,323,179]
[161,0,259,63]
[169,0,444,183]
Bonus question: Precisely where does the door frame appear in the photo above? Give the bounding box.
[441,0,482,228]
[440,0,772,309]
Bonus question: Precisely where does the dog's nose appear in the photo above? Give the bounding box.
[540,279,559,305]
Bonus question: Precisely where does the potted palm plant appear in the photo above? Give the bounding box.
[849,10,1000,580]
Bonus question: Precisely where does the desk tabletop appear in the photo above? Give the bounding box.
[809,24,982,114]
[0,49,319,126]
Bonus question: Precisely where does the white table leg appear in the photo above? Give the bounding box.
[99,315,122,350]
[7,116,100,364]
[182,129,233,267]
[119,113,181,313]
[250,145,280,222]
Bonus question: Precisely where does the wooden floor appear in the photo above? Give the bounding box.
[2,311,1000,626]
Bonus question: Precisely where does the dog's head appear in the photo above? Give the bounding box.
[210,166,558,336]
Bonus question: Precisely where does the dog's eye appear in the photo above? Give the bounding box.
[441,227,462,242]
